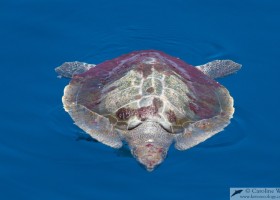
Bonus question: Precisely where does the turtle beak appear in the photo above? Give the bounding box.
[132,143,167,171]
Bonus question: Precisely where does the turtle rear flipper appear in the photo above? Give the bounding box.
[196,60,241,79]
[55,61,96,78]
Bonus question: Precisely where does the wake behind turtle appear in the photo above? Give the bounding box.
[55,50,241,171]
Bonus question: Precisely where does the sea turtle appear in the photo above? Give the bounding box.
[55,50,241,171]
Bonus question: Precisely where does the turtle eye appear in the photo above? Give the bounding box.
[159,124,172,133]
[127,121,142,130]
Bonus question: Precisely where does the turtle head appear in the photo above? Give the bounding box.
[125,121,173,171]
[132,142,168,171]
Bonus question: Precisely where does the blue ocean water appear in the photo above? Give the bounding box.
[1,0,280,199]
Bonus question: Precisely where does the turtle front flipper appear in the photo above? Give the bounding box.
[63,84,122,148]
[55,61,96,78]
[196,60,241,79]
[175,87,234,150]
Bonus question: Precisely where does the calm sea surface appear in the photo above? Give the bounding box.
[1,0,280,199]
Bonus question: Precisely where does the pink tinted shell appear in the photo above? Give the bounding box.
[66,50,232,133]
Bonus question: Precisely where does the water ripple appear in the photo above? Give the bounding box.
[198,104,249,149]
[77,26,229,66]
